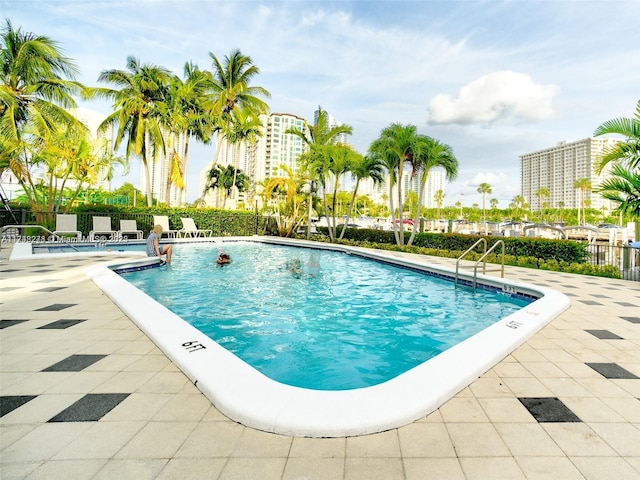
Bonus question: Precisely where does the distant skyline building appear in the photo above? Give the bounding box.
[520,138,619,213]
[314,107,349,145]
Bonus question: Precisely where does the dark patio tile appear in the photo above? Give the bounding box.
[1,395,38,417]
[0,319,29,329]
[586,363,639,379]
[35,303,76,311]
[34,286,67,292]
[48,393,129,422]
[0,287,22,291]
[38,319,86,330]
[518,397,582,423]
[580,300,603,306]
[34,278,62,283]
[42,354,107,372]
[31,269,54,273]
[615,302,638,307]
[561,285,578,289]
[0,269,21,273]
[620,316,640,324]
[591,294,610,298]
[585,330,623,340]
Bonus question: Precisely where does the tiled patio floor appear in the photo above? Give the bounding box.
[1,242,639,479]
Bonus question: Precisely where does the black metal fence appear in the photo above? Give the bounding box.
[587,243,640,281]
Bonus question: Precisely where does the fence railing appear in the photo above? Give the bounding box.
[587,243,640,281]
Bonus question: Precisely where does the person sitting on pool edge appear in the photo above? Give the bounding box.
[146,225,172,265]
[216,250,231,266]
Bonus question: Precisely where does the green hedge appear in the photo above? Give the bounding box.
[321,228,589,264]
[6,205,260,237]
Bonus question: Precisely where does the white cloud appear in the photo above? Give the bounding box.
[428,71,559,125]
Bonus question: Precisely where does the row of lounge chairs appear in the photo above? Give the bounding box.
[52,214,212,241]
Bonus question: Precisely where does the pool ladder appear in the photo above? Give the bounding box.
[455,238,505,290]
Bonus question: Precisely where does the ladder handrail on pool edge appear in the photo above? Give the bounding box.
[0,224,80,252]
[455,238,505,290]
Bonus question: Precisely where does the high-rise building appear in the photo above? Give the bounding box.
[520,138,619,213]
[314,108,349,145]
[199,113,309,208]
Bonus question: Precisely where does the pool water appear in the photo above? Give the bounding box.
[119,242,531,390]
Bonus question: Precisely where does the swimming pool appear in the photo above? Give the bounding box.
[87,236,570,437]
[118,242,532,390]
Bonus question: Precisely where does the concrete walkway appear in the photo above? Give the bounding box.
[1,242,639,479]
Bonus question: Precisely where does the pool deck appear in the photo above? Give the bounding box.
[1,242,639,480]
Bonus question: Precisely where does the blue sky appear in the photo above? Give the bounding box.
[3,0,639,205]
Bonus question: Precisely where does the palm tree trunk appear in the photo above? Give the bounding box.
[339,179,360,240]
[408,172,426,246]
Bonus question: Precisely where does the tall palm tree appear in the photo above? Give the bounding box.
[339,151,383,239]
[1,19,89,214]
[162,62,214,205]
[594,99,640,172]
[208,49,270,169]
[96,56,172,206]
[368,123,418,245]
[477,182,492,235]
[574,177,591,225]
[287,107,353,240]
[407,136,458,245]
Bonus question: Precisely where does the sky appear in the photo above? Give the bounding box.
[3,0,639,206]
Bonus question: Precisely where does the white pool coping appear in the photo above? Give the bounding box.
[86,236,570,437]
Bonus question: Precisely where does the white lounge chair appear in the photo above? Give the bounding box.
[179,218,212,238]
[52,214,82,240]
[118,220,143,240]
[152,215,178,238]
[89,217,117,241]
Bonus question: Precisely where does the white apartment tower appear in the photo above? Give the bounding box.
[520,138,619,213]
[199,113,309,208]
[314,108,349,145]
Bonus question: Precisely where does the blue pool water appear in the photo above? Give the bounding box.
[118,242,532,390]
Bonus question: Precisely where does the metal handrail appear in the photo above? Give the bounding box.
[455,238,505,290]
[0,225,80,252]
[473,240,505,290]
[455,238,486,288]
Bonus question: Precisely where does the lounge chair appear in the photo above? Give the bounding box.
[118,220,143,240]
[89,216,117,242]
[152,215,178,238]
[52,214,82,240]
[179,218,212,238]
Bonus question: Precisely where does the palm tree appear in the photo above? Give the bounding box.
[203,164,248,209]
[511,195,526,222]
[264,164,306,237]
[594,99,640,172]
[368,123,418,245]
[1,20,89,214]
[287,107,353,240]
[535,187,550,222]
[574,177,591,225]
[208,49,270,169]
[596,165,640,236]
[162,62,214,205]
[490,198,499,211]
[477,182,492,234]
[407,136,458,245]
[96,56,172,206]
[434,189,445,219]
[339,152,384,239]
